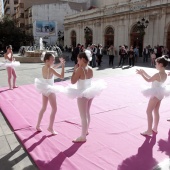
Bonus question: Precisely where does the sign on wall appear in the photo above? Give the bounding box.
[35,21,56,36]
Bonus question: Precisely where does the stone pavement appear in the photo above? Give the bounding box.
[0,53,169,170]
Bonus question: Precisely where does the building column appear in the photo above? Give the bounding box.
[152,14,159,46]
[159,8,166,46]
[124,19,129,46]
[101,18,104,46]
[92,22,95,44]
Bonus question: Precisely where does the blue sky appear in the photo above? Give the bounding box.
[1,0,4,13]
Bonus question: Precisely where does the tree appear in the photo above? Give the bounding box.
[0,15,34,51]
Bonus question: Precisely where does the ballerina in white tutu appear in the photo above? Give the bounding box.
[35,52,65,135]
[3,45,20,89]
[136,55,170,136]
[66,50,106,142]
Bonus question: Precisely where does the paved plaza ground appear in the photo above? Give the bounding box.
[0,52,169,170]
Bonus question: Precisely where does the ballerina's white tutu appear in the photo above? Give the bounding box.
[0,62,5,67]
[64,79,107,99]
[0,60,20,68]
[141,80,170,100]
[34,76,65,97]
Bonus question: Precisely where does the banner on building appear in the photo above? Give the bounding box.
[35,21,56,36]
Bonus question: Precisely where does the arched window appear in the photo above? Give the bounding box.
[84,27,93,47]
[130,24,143,56]
[71,30,76,48]
[105,27,114,48]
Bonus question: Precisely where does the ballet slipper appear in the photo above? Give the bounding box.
[72,136,86,143]
[167,118,170,121]
[47,128,58,135]
[36,126,42,132]
[152,129,158,134]
[9,87,13,90]
[13,86,18,88]
[140,131,152,137]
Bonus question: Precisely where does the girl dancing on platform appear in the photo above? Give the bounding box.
[136,55,170,136]
[65,50,106,142]
[35,52,65,135]
[3,45,20,89]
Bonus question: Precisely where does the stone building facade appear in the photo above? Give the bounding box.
[64,0,170,52]
[32,1,90,46]
[3,0,18,16]
[3,0,90,46]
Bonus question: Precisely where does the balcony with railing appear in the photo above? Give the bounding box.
[4,4,10,12]
[16,12,24,19]
[4,0,10,8]
[28,12,32,17]
[19,13,24,18]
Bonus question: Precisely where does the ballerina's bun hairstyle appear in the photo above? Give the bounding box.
[6,45,12,50]
[155,55,170,67]
[41,52,54,62]
[78,50,92,63]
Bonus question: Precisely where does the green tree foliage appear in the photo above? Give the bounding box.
[0,16,34,51]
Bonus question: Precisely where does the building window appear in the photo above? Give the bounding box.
[84,27,93,47]
[20,23,25,28]
[105,27,114,48]
[20,13,24,18]
[130,24,143,56]
[71,30,76,48]
[14,0,18,5]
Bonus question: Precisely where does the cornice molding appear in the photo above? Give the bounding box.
[64,2,170,25]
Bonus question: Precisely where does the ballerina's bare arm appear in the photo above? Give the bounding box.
[141,70,151,79]
[50,62,65,79]
[4,52,13,61]
[136,69,157,82]
[53,58,65,69]
[71,64,81,84]
[11,52,15,61]
[53,63,62,69]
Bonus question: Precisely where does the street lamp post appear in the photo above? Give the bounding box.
[84,26,90,47]
[137,18,149,57]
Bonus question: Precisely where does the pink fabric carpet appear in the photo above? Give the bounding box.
[0,75,170,170]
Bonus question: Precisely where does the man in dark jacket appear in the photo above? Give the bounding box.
[73,43,81,64]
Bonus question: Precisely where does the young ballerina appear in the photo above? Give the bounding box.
[4,45,20,89]
[150,50,156,67]
[65,50,106,142]
[136,55,170,136]
[35,52,65,135]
